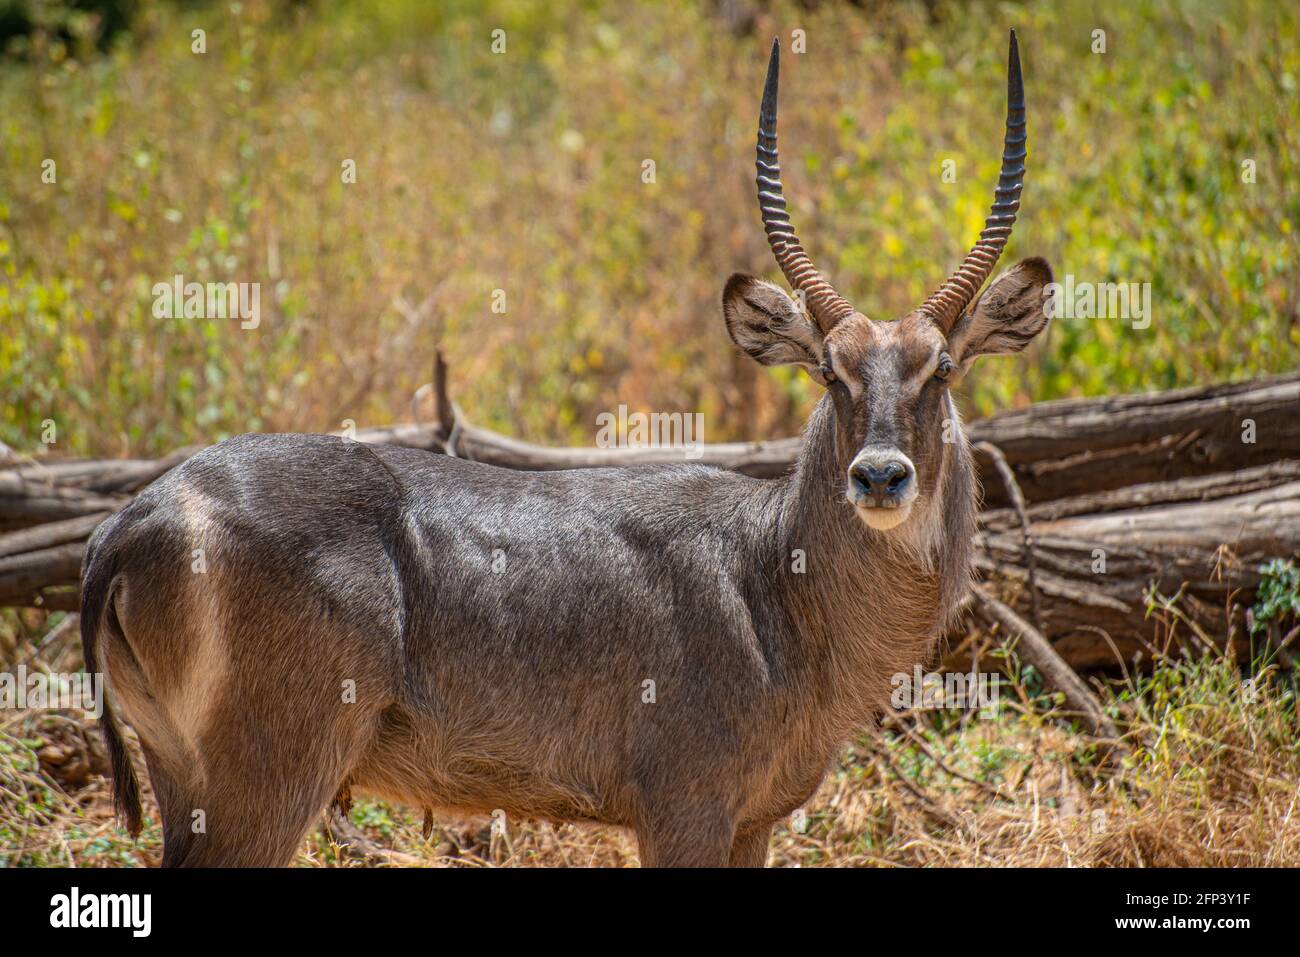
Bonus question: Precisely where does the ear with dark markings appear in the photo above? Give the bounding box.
[722,273,827,381]
[945,257,1054,370]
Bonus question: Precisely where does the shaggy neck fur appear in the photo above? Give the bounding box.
[772,392,977,733]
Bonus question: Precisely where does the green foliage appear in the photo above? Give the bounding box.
[0,0,1295,457]
[1251,558,1300,636]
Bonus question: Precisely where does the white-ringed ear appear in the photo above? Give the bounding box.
[722,274,827,382]
[946,257,1054,371]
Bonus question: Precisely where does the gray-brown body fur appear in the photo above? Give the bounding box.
[81,392,976,867]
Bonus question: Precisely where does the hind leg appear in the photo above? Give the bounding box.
[153,727,375,867]
[163,778,337,867]
[140,745,198,867]
[142,684,384,867]
[729,823,773,867]
[128,698,361,865]
[99,489,406,866]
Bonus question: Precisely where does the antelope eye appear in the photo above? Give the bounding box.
[934,353,954,381]
[818,349,838,384]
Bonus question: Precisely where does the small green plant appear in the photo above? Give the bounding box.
[1250,558,1300,636]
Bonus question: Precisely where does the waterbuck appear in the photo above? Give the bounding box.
[82,30,1051,867]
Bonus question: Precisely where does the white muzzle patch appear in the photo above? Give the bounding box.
[847,447,919,531]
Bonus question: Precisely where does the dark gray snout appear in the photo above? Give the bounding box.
[848,448,917,509]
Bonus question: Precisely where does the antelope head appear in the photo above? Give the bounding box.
[724,30,1053,533]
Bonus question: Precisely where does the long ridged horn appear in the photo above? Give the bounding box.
[921,29,1026,331]
[756,38,855,333]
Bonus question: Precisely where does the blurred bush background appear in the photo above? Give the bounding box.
[0,0,1295,457]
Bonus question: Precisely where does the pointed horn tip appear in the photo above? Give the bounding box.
[766,37,781,72]
[762,38,781,102]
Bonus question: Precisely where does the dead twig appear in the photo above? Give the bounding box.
[323,806,420,867]
[970,585,1121,746]
[974,440,1044,636]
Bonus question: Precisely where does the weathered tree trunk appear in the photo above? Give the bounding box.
[966,373,1300,508]
[973,465,1300,669]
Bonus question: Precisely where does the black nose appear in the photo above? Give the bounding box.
[851,460,912,499]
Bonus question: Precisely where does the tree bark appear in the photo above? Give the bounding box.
[974,471,1300,669]
[966,373,1300,507]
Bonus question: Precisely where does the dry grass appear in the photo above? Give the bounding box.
[3,613,1297,868]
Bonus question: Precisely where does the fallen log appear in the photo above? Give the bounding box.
[0,513,112,559]
[967,372,1300,507]
[979,460,1300,525]
[0,542,85,609]
[975,472,1300,669]
[0,491,130,531]
[353,420,805,479]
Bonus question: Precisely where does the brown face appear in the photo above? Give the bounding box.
[820,313,952,530]
[722,257,1054,534]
